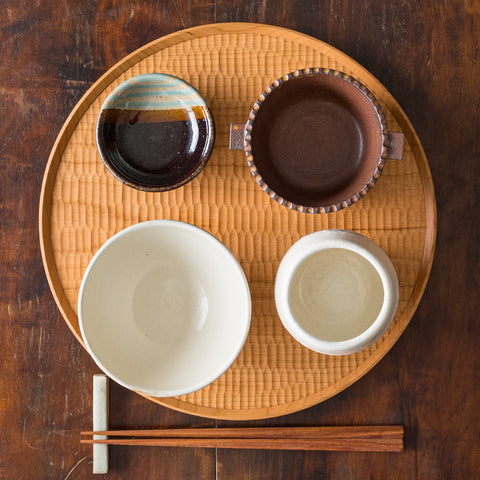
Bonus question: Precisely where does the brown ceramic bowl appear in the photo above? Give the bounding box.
[231,68,404,213]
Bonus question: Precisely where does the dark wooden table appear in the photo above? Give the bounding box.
[1,1,479,478]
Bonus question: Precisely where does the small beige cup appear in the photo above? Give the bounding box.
[275,230,399,355]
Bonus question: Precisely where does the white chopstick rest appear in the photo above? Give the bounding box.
[93,374,109,474]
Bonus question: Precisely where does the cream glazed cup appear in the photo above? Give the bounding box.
[275,230,399,355]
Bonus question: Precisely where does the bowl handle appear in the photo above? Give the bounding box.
[229,124,246,150]
[386,132,405,160]
[230,124,405,160]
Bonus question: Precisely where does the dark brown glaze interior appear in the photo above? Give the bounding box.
[97,107,214,191]
[249,74,383,207]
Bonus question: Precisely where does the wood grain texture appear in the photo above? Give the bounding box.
[1,0,479,479]
[39,23,435,421]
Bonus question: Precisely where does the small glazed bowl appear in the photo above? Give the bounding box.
[96,73,215,192]
[78,220,251,397]
[230,68,404,213]
[275,230,399,355]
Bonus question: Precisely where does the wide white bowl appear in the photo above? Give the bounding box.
[275,230,399,355]
[78,220,251,397]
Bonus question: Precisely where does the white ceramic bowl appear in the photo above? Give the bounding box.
[275,230,399,355]
[78,220,251,396]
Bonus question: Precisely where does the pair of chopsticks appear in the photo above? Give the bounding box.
[81,425,404,452]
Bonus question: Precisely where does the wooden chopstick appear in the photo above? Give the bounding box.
[81,437,402,452]
[81,425,404,452]
[82,425,402,439]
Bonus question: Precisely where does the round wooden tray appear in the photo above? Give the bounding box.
[39,23,436,420]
